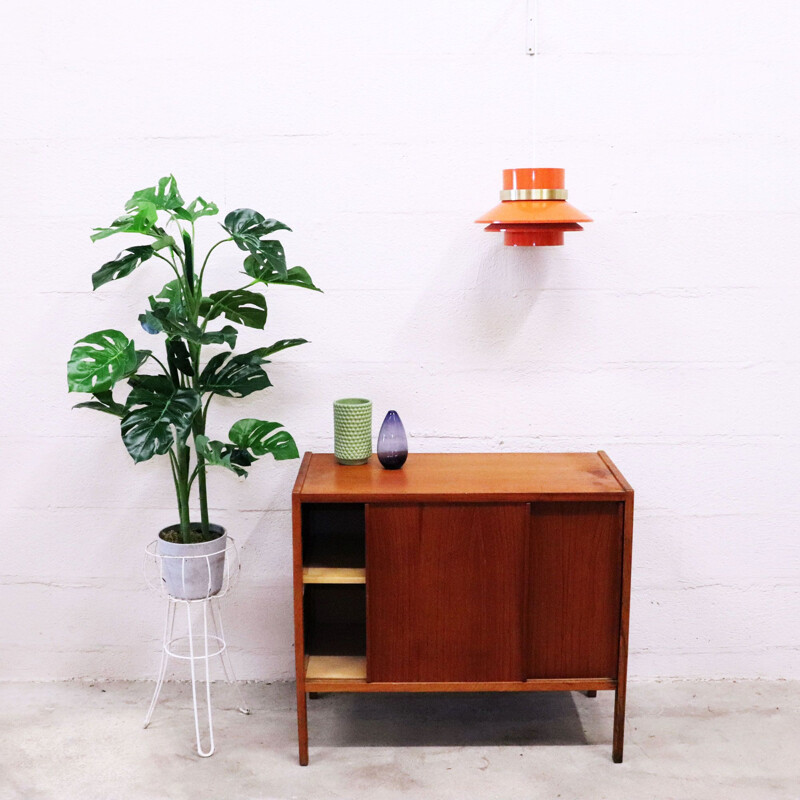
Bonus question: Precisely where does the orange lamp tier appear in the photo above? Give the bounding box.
[476,168,592,246]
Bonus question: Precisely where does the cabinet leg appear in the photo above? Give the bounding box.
[612,685,626,763]
[296,687,309,766]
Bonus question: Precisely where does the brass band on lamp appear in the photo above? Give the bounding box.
[499,188,569,201]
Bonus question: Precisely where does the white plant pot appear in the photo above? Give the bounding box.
[157,524,227,600]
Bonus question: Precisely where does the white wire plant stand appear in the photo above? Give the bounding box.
[143,536,250,757]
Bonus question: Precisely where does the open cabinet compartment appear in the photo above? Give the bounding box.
[301,503,367,680]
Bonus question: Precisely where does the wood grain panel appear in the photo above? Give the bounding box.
[303,567,366,584]
[306,655,366,681]
[526,502,623,679]
[367,503,527,682]
[291,452,312,766]
[305,677,617,693]
[300,453,626,502]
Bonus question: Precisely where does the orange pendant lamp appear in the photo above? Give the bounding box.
[476,167,591,246]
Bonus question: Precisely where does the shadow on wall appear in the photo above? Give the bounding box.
[402,231,560,363]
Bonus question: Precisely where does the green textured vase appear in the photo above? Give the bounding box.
[333,398,372,465]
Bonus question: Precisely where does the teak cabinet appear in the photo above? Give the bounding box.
[292,452,634,765]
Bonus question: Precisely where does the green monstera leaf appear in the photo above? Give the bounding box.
[91,176,186,241]
[172,196,218,222]
[155,279,185,311]
[139,303,237,349]
[198,325,238,348]
[200,289,267,329]
[269,266,322,292]
[90,210,163,242]
[243,258,320,292]
[125,175,184,213]
[91,245,155,290]
[197,349,272,398]
[195,435,251,478]
[223,208,290,241]
[72,390,127,417]
[251,338,308,357]
[67,330,139,394]
[166,338,194,377]
[197,340,307,397]
[223,209,290,277]
[121,375,200,463]
[229,418,299,460]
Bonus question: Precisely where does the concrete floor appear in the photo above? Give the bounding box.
[0,680,797,800]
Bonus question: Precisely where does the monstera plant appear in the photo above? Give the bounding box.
[67,176,319,594]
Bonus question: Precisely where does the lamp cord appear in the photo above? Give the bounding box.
[528,0,540,163]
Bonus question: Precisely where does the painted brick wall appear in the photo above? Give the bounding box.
[1,0,798,680]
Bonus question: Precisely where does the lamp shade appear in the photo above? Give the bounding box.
[476,168,592,246]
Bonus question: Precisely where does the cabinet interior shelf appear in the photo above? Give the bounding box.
[303,567,366,584]
[306,655,366,681]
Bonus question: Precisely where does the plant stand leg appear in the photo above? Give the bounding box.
[209,597,250,715]
[144,599,176,729]
[187,600,215,757]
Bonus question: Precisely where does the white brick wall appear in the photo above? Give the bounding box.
[1,0,798,680]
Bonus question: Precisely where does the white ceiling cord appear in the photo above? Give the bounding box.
[526,0,541,162]
[527,0,539,57]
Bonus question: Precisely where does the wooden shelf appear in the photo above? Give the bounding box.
[306,655,366,681]
[303,566,366,584]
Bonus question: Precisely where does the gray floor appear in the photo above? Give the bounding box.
[0,680,797,800]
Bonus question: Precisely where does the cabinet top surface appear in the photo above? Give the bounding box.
[295,452,630,501]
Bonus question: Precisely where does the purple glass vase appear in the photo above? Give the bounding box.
[377,410,408,470]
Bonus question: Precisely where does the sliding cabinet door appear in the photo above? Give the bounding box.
[366,503,527,683]
[526,502,623,679]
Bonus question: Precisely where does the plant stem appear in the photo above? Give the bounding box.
[152,252,183,284]
[188,337,210,538]
[176,441,192,542]
[149,354,172,378]
[195,438,210,536]
[199,238,232,286]
[202,394,213,425]
[169,449,191,541]
[182,231,195,297]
